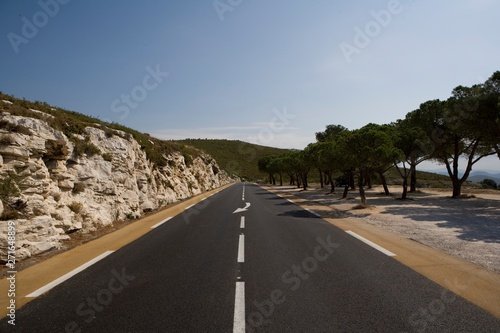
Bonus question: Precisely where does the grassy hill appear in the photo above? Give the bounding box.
[176,139,291,181]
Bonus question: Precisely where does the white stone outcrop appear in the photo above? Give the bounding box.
[0,112,235,263]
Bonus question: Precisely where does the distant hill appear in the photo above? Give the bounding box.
[468,171,500,184]
[176,139,292,181]
[421,168,500,185]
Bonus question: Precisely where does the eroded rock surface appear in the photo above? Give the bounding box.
[0,112,235,262]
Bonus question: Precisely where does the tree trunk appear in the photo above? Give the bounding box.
[348,171,355,190]
[452,179,462,198]
[445,157,462,198]
[342,185,349,199]
[302,173,308,190]
[358,175,366,205]
[409,162,417,192]
[379,171,390,195]
[319,169,324,188]
[366,173,372,189]
[394,161,409,200]
[328,174,335,194]
[279,172,283,186]
[401,176,408,199]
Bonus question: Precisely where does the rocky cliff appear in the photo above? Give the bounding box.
[0,102,235,263]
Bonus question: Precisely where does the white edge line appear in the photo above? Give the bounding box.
[233,282,245,333]
[287,199,294,203]
[306,209,321,217]
[237,234,245,263]
[184,204,195,210]
[151,217,173,229]
[26,251,115,297]
[346,231,396,257]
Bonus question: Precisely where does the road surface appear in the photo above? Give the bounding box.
[1,183,499,332]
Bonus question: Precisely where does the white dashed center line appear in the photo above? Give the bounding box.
[237,234,245,263]
[233,281,246,333]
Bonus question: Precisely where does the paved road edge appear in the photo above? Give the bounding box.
[264,185,500,318]
[0,182,236,319]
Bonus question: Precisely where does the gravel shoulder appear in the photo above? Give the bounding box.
[267,184,500,273]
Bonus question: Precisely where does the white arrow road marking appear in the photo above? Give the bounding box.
[233,202,251,214]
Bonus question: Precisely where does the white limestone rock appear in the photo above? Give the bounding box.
[0,113,236,264]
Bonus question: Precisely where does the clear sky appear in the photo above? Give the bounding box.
[1,0,499,170]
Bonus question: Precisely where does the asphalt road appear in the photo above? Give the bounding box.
[1,183,499,332]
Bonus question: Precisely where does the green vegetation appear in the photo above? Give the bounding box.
[102,152,113,162]
[0,92,198,169]
[381,168,470,189]
[0,173,28,220]
[177,139,291,181]
[480,178,498,189]
[0,174,21,205]
[2,69,498,196]
[72,137,101,157]
[0,119,32,135]
[68,201,83,213]
[258,71,500,200]
[72,182,86,194]
[0,135,14,146]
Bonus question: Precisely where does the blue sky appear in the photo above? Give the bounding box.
[1,0,499,170]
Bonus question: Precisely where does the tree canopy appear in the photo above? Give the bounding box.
[258,71,500,202]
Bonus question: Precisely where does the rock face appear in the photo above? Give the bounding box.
[0,112,236,263]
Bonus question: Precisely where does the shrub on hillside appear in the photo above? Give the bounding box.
[481,178,498,189]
